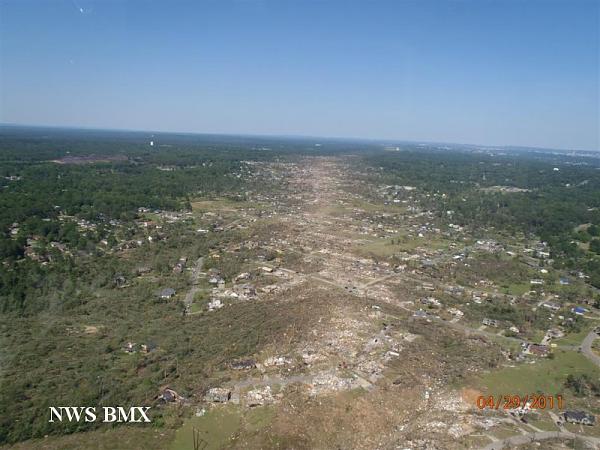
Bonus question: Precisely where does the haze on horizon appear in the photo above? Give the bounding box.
[0,0,598,151]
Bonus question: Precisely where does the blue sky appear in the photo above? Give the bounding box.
[0,0,598,150]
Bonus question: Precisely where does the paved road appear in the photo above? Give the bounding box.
[480,430,600,449]
[581,330,600,367]
[308,274,346,290]
[363,273,398,288]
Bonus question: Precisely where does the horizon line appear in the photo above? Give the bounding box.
[1,121,598,154]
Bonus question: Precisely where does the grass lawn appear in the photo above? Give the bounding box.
[528,412,559,431]
[501,282,531,296]
[189,302,205,314]
[473,350,600,397]
[562,422,600,437]
[169,405,274,450]
[355,238,401,257]
[527,329,548,345]
[170,406,242,450]
[490,424,525,439]
[356,234,448,258]
[4,427,174,450]
[556,324,596,347]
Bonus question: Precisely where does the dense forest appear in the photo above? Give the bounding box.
[0,129,288,314]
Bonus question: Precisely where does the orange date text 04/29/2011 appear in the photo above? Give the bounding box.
[476,394,564,410]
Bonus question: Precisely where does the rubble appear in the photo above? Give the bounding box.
[208,298,223,311]
[246,386,275,406]
[230,359,257,370]
[264,356,292,367]
[204,387,232,403]
[309,372,354,396]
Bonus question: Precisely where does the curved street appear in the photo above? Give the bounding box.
[581,330,600,367]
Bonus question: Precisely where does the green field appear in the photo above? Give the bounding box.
[356,233,449,258]
[170,405,275,450]
[473,350,600,396]
[556,324,596,346]
[3,427,174,450]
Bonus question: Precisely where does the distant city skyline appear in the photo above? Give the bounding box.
[1,0,598,151]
